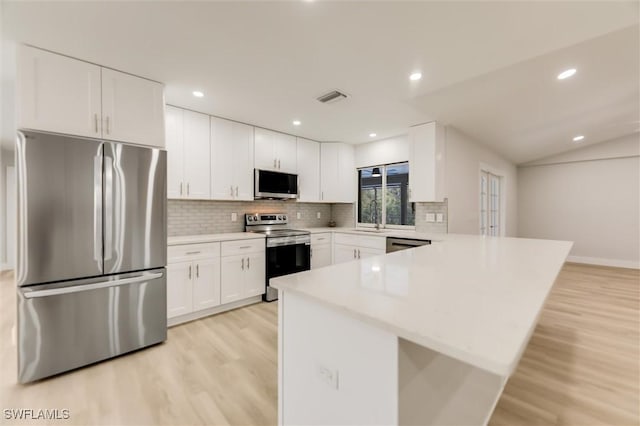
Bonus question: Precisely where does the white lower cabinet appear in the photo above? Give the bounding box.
[167,242,221,320]
[221,240,266,304]
[332,233,386,264]
[311,233,332,269]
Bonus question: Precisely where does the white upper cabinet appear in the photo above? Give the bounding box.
[101,68,165,147]
[211,116,254,201]
[165,106,185,199]
[296,137,320,202]
[17,45,102,138]
[254,128,297,173]
[17,45,165,147]
[165,106,210,199]
[321,143,355,203]
[408,122,446,202]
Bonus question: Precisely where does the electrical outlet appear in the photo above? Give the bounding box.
[297,212,301,220]
[231,212,237,222]
[317,212,321,219]
[436,213,444,223]
[317,365,339,390]
[425,213,436,223]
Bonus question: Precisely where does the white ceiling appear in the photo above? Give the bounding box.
[2,1,639,163]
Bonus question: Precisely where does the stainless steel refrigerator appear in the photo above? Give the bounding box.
[16,130,167,383]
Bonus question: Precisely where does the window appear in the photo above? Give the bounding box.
[358,162,415,227]
[480,170,502,236]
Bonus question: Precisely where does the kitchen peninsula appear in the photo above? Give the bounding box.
[271,235,572,426]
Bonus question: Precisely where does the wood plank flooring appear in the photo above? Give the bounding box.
[1,263,638,425]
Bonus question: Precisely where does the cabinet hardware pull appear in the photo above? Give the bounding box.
[274,158,277,168]
[358,249,361,259]
[278,159,281,169]
[321,191,324,200]
[353,249,356,258]
[235,186,239,197]
[106,116,110,135]
[310,248,313,257]
[196,264,199,278]
[187,183,190,195]
[94,113,99,133]
[185,251,201,255]
[180,182,183,196]
[230,185,234,196]
[188,265,192,279]
[242,258,245,270]
[247,257,250,269]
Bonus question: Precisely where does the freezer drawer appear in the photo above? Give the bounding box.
[17,269,167,383]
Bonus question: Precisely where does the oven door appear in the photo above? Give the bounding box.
[265,241,310,301]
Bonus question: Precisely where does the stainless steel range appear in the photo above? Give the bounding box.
[245,213,311,302]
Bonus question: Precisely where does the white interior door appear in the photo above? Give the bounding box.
[480,171,502,236]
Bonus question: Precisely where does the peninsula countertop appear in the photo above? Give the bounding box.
[271,234,572,376]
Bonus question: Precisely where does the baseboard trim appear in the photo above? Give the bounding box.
[567,255,640,270]
[168,295,263,327]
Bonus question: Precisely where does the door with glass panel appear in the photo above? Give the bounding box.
[480,171,502,236]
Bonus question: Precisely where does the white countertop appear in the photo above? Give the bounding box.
[271,234,572,377]
[302,227,446,241]
[168,233,265,246]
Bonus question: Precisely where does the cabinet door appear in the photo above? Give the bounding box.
[232,122,255,201]
[245,252,266,297]
[333,244,357,264]
[358,246,385,260]
[311,244,332,269]
[183,110,211,199]
[276,132,297,174]
[165,106,184,199]
[220,255,245,304]
[17,46,101,138]
[167,261,193,318]
[254,127,277,171]
[297,138,320,202]
[210,116,234,200]
[101,68,165,147]
[320,143,339,202]
[192,257,221,311]
[408,122,446,202]
[337,143,356,202]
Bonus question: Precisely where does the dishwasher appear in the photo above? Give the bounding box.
[386,237,432,253]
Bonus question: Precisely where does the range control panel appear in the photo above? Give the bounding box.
[245,213,288,225]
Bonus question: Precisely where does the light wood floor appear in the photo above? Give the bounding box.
[1,263,638,425]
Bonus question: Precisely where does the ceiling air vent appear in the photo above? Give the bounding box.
[316,90,348,104]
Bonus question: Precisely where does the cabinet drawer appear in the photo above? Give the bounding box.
[168,242,220,262]
[311,233,332,245]
[221,238,265,257]
[358,235,386,250]
[333,233,359,246]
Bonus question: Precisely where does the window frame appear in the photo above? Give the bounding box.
[356,162,416,230]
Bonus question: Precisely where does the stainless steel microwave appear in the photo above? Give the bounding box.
[254,169,298,199]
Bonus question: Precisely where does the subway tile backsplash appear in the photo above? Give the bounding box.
[168,200,332,236]
[168,199,448,236]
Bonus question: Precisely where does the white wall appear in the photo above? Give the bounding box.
[444,127,518,236]
[355,135,408,168]
[518,133,640,269]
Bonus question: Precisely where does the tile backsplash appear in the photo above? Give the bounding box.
[168,200,333,236]
[168,199,447,236]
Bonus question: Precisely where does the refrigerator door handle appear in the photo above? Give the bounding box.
[93,154,103,263]
[104,155,114,260]
[22,272,164,299]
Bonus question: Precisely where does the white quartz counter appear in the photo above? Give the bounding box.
[271,235,572,376]
[301,227,446,241]
[168,233,265,246]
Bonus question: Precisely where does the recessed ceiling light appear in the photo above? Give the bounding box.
[557,68,577,80]
[573,135,585,142]
[192,91,204,97]
[292,120,301,126]
[369,133,377,138]
[409,72,422,81]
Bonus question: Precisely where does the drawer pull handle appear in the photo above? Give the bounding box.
[239,246,251,249]
[185,251,201,255]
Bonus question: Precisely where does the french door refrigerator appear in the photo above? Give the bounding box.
[16,130,167,383]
